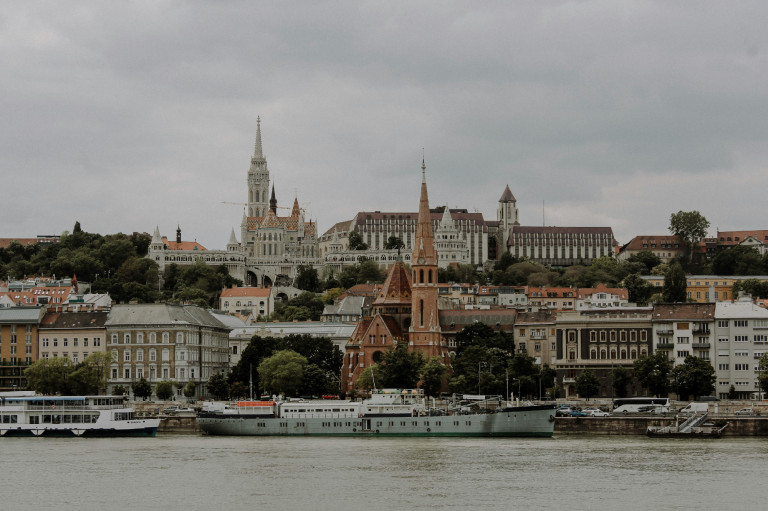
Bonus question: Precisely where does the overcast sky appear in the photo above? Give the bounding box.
[2,1,767,250]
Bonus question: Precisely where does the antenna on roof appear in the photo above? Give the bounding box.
[542,200,545,227]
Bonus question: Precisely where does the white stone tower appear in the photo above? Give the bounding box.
[497,184,519,251]
[247,117,270,218]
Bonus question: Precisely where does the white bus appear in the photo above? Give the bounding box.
[612,397,670,414]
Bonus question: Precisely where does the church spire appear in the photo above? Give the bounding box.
[253,116,264,160]
[412,159,437,265]
[270,184,277,214]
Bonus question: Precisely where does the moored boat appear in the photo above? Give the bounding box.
[646,412,729,438]
[197,389,556,437]
[0,392,160,437]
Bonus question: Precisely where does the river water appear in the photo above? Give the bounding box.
[1,434,765,510]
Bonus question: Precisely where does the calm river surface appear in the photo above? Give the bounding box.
[1,434,765,510]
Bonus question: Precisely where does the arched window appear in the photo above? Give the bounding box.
[419,269,424,284]
[420,299,424,327]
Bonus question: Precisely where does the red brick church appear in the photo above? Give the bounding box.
[341,161,452,392]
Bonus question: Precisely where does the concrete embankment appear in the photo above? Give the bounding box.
[158,415,198,433]
[556,416,768,436]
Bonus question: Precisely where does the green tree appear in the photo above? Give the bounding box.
[183,382,197,399]
[258,350,307,397]
[455,322,514,354]
[712,245,765,276]
[299,363,330,397]
[229,381,248,399]
[155,380,174,400]
[348,231,367,250]
[611,366,632,398]
[420,357,447,397]
[206,372,230,400]
[575,369,600,401]
[357,259,385,283]
[379,344,425,389]
[295,265,321,292]
[633,352,673,397]
[627,250,663,274]
[727,385,737,400]
[68,352,113,395]
[229,335,284,391]
[133,378,153,400]
[662,262,687,303]
[623,273,656,305]
[112,385,127,396]
[384,236,405,250]
[355,365,381,391]
[669,210,710,263]
[24,357,73,395]
[671,356,716,400]
[733,279,768,300]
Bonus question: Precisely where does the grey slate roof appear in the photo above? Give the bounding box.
[105,304,229,330]
[0,307,45,323]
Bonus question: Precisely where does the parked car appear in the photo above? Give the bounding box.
[556,405,573,417]
[583,408,609,417]
[569,409,587,417]
[734,408,754,416]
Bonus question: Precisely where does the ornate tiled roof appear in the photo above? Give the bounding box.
[374,261,412,305]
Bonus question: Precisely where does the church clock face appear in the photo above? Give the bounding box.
[418,257,425,264]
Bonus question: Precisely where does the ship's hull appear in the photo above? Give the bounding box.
[198,405,556,437]
[0,420,160,438]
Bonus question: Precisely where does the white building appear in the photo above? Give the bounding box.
[651,303,715,368]
[148,118,321,288]
[713,298,768,399]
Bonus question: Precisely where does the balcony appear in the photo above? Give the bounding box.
[692,342,711,349]
[657,330,673,336]
[657,343,674,349]
[692,327,710,334]
[562,377,576,383]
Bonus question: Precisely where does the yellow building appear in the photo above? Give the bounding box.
[642,275,768,303]
[0,307,45,390]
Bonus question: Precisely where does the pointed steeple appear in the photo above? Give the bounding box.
[500,184,516,202]
[291,197,301,218]
[253,116,264,160]
[412,159,437,265]
[269,184,277,214]
[152,225,162,244]
[228,228,238,245]
[176,225,182,244]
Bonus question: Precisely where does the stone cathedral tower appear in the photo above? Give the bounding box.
[247,117,270,218]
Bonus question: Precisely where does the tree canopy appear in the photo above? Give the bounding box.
[258,350,308,396]
[575,369,600,401]
[662,261,687,303]
[669,210,710,263]
[633,352,673,397]
[671,356,716,400]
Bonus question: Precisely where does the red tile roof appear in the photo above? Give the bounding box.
[161,237,207,251]
[717,230,768,245]
[220,287,271,298]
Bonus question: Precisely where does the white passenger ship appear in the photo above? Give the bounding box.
[197,389,556,437]
[0,392,160,437]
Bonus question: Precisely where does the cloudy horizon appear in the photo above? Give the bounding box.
[3,1,767,250]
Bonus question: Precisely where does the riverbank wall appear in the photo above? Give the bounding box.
[556,416,768,436]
